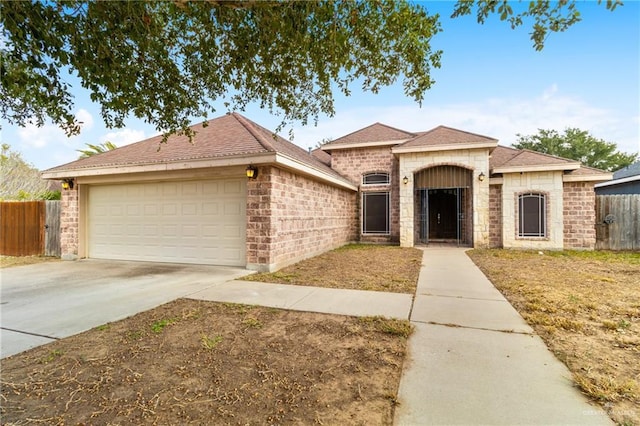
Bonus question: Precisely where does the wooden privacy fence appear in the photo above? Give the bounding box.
[595,195,640,251]
[0,201,61,256]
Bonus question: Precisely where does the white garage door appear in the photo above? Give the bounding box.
[88,179,246,266]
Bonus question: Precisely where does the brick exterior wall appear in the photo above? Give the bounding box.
[246,166,358,271]
[563,181,596,249]
[60,184,79,259]
[329,146,400,243]
[489,184,503,248]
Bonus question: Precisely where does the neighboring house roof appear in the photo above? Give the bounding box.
[393,126,498,153]
[595,161,640,188]
[613,161,640,180]
[322,123,416,149]
[42,113,356,190]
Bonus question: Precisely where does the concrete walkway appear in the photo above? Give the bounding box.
[187,247,611,424]
[189,280,412,319]
[393,247,611,425]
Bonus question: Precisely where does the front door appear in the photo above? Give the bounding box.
[428,189,458,240]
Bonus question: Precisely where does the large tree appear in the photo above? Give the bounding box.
[0,144,58,200]
[0,0,622,139]
[513,128,637,172]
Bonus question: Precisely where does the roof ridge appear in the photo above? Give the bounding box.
[232,112,276,152]
[519,148,580,164]
[374,122,417,137]
[432,125,498,142]
[330,122,416,144]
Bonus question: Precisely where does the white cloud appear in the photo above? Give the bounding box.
[17,108,95,149]
[292,86,640,155]
[76,108,94,131]
[99,129,146,147]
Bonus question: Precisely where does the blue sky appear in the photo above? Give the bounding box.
[2,1,639,171]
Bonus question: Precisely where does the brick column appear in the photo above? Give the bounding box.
[563,182,596,249]
[60,182,79,260]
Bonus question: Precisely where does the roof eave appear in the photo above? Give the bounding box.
[392,141,497,154]
[41,152,276,179]
[594,174,637,187]
[322,139,410,151]
[492,163,580,174]
[274,153,357,191]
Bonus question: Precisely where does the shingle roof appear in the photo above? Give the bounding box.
[493,147,578,168]
[490,145,610,178]
[613,161,640,179]
[44,113,344,182]
[311,148,331,166]
[324,122,416,147]
[396,125,498,149]
[489,146,521,169]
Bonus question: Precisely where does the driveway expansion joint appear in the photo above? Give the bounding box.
[1,327,59,340]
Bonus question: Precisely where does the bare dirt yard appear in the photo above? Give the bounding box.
[1,244,421,425]
[468,249,640,425]
[244,244,423,293]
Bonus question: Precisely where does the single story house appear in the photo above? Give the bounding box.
[42,113,611,271]
[595,161,640,195]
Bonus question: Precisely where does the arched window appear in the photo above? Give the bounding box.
[518,193,546,237]
[362,172,390,186]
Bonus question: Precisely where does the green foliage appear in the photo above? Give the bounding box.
[1,1,441,139]
[0,1,619,140]
[201,334,223,350]
[151,318,177,333]
[452,0,622,51]
[77,141,118,159]
[513,128,637,172]
[0,143,53,200]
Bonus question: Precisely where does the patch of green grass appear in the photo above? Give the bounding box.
[40,349,63,363]
[151,318,177,333]
[359,316,413,338]
[242,317,262,328]
[201,334,223,350]
[95,324,110,331]
[223,303,256,315]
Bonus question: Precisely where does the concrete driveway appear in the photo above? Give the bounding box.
[0,260,250,358]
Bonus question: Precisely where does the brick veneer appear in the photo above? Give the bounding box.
[489,184,503,248]
[563,181,596,249]
[60,184,79,259]
[329,146,400,243]
[246,166,358,271]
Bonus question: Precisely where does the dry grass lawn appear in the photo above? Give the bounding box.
[1,245,420,424]
[468,249,640,425]
[244,244,423,293]
[0,255,60,269]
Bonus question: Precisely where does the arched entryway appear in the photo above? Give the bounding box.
[414,165,473,246]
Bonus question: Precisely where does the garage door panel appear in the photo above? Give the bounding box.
[88,179,246,266]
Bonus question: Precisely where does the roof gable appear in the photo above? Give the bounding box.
[323,122,416,148]
[392,125,498,153]
[42,113,354,188]
[492,148,580,171]
[45,113,272,173]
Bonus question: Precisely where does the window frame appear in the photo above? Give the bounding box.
[362,191,390,235]
[362,172,390,186]
[518,193,547,238]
